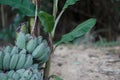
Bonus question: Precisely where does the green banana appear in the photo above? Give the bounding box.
[37,47,50,67]
[31,64,38,69]
[3,53,11,70]
[30,67,42,80]
[21,69,33,79]
[23,54,33,68]
[19,77,26,80]
[12,71,20,80]
[30,74,39,80]
[32,42,47,58]
[39,55,49,67]
[25,34,32,41]
[7,70,15,78]
[27,38,38,53]
[32,69,42,79]
[11,46,18,55]
[16,53,26,69]
[9,54,19,70]
[19,49,26,54]
[42,40,48,47]
[37,47,50,61]
[0,73,8,80]
[16,69,25,77]
[37,36,43,44]
[3,46,12,53]
[16,32,26,49]
[0,51,4,69]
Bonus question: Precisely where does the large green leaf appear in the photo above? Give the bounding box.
[38,11,55,33]
[56,18,96,45]
[63,0,78,10]
[0,0,35,16]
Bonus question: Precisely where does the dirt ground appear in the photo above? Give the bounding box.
[50,45,120,80]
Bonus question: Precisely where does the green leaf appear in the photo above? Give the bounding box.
[38,11,55,33]
[0,0,35,16]
[57,18,96,45]
[63,0,78,10]
[49,75,63,80]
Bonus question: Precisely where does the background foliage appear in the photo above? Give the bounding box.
[0,0,120,44]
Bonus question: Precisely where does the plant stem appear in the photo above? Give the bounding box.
[31,0,38,36]
[52,10,64,38]
[44,1,60,79]
[44,57,51,80]
[53,0,58,19]
[1,5,5,27]
[44,34,53,80]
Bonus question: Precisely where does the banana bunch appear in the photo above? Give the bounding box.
[0,32,50,79]
[0,64,43,80]
[0,46,33,70]
[16,32,51,65]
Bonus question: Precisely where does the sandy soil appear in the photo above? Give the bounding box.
[50,45,120,80]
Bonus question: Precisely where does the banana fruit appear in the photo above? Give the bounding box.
[27,38,37,53]
[16,69,25,77]
[11,46,18,55]
[12,71,20,80]
[9,53,19,70]
[37,36,43,45]
[21,68,33,79]
[0,73,8,80]
[16,53,26,69]
[16,32,26,49]
[3,52,11,70]
[30,74,39,80]
[38,47,50,66]
[32,41,47,58]
[19,49,26,54]
[3,46,12,53]
[23,54,33,68]
[7,70,15,78]
[25,34,32,41]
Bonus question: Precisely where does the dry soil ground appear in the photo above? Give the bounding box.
[50,45,120,80]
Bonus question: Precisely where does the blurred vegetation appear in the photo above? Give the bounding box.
[56,0,120,41]
[0,0,120,45]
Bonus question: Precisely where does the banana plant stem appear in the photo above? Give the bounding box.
[31,0,38,36]
[44,34,53,80]
[53,0,58,19]
[44,57,51,80]
[52,10,64,38]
